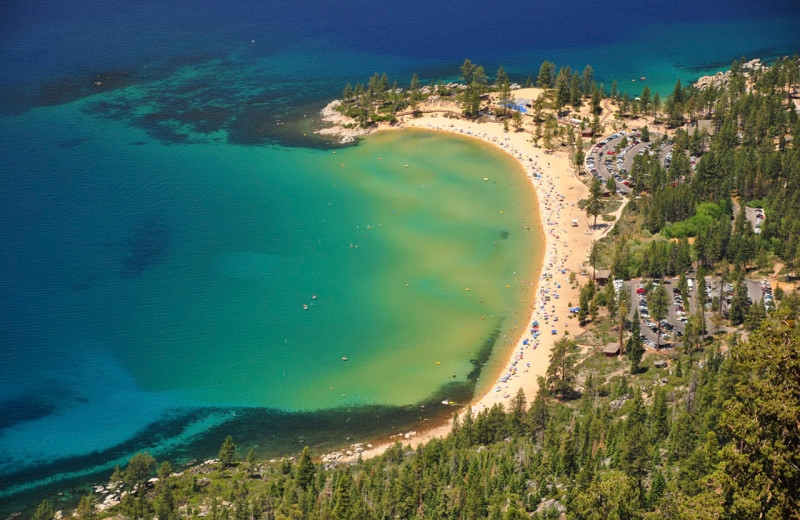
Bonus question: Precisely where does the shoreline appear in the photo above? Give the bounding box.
[320,102,595,463]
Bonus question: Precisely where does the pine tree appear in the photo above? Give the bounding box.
[332,471,356,520]
[537,60,554,88]
[650,387,669,441]
[718,312,800,518]
[728,279,748,325]
[495,65,508,88]
[590,88,602,116]
[33,500,54,520]
[75,495,96,520]
[461,59,475,85]
[585,177,605,228]
[647,284,670,348]
[296,446,315,490]
[157,460,172,482]
[627,311,645,375]
[570,73,582,108]
[125,451,155,494]
[640,85,651,114]
[653,92,661,119]
[410,72,421,91]
[581,65,594,96]
[546,337,579,398]
[218,435,237,467]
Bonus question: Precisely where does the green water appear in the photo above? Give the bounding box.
[43,117,543,413]
[141,128,544,410]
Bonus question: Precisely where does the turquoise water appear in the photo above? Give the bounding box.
[1,0,799,510]
[0,98,540,503]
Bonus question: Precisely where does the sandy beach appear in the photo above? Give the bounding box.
[320,97,598,462]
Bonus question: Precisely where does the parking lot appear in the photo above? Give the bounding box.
[625,278,688,350]
[705,277,774,313]
[585,131,672,196]
[618,274,776,350]
[732,201,766,234]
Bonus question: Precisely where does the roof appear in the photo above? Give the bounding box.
[602,343,620,355]
[595,269,612,280]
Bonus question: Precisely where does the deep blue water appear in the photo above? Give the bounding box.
[1,0,799,513]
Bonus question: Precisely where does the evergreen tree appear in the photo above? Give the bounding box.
[296,446,316,490]
[499,78,512,115]
[717,312,800,519]
[245,448,257,476]
[218,435,237,467]
[546,337,579,398]
[570,73,582,108]
[473,66,488,89]
[332,471,356,520]
[650,387,670,441]
[461,58,476,85]
[507,387,527,435]
[627,321,645,375]
[157,460,172,482]
[494,65,508,88]
[33,500,54,520]
[647,284,670,349]
[75,495,96,520]
[640,85,651,113]
[126,451,156,494]
[410,72,421,91]
[585,177,604,228]
[728,279,748,325]
[607,176,616,194]
[617,290,630,354]
[537,60,554,88]
[555,67,571,111]
[620,391,650,483]
[581,65,594,96]
[652,91,661,119]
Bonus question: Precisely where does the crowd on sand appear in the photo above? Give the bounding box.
[318,96,601,463]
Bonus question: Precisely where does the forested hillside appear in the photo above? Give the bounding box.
[608,56,800,279]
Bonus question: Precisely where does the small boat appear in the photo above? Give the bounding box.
[341,357,348,361]
[640,76,646,80]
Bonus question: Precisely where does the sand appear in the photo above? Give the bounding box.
[320,98,601,463]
